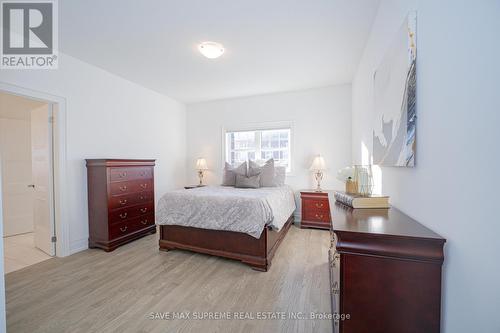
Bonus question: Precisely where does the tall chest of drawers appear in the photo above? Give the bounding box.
[86,159,156,252]
[328,199,446,333]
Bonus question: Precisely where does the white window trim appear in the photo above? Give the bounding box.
[221,120,295,176]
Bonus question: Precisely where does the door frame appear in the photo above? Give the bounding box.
[0,82,70,257]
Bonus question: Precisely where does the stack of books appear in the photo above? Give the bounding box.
[334,191,390,209]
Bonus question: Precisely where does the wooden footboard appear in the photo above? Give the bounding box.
[158,215,294,271]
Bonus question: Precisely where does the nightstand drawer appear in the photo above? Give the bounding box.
[303,198,330,212]
[303,210,331,223]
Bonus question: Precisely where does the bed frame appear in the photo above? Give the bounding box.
[158,214,294,271]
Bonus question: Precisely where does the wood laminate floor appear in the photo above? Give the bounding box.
[6,225,332,333]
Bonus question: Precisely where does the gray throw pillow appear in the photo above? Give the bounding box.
[222,162,247,186]
[249,159,276,187]
[235,174,261,188]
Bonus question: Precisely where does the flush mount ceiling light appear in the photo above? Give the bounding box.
[198,41,225,59]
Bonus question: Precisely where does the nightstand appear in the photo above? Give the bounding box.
[184,185,207,189]
[300,190,331,229]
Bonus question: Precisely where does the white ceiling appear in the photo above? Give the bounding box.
[60,0,380,103]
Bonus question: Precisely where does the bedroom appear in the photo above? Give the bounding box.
[0,0,499,332]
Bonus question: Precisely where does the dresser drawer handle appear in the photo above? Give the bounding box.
[119,199,128,205]
[139,195,145,200]
[119,212,128,219]
[120,226,128,233]
[140,208,148,213]
[119,172,127,178]
[140,219,148,225]
[315,202,324,208]
[315,214,324,219]
[140,183,148,189]
[119,185,127,192]
[140,171,147,177]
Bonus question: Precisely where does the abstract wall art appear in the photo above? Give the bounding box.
[373,11,417,167]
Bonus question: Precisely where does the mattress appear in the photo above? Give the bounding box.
[156,185,296,238]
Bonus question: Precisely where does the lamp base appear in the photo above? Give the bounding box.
[314,171,323,192]
[198,170,204,186]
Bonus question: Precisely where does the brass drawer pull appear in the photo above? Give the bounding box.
[119,199,128,205]
[315,202,324,208]
[141,219,148,225]
[119,212,128,219]
[119,185,127,192]
[139,195,145,200]
[119,172,127,178]
[140,183,148,189]
[140,171,147,177]
[140,207,148,213]
[315,214,324,219]
[120,226,128,232]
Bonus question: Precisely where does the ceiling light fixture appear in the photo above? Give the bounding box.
[198,41,225,59]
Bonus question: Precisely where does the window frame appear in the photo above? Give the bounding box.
[222,121,294,174]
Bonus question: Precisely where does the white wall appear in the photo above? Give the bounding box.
[187,85,352,217]
[0,53,186,255]
[352,1,500,332]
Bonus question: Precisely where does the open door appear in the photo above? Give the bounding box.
[0,117,34,237]
[31,104,55,256]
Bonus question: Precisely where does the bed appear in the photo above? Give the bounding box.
[156,185,296,271]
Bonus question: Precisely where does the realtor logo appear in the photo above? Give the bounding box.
[1,0,58,69]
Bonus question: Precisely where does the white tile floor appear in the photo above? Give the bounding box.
[3,233,53,274]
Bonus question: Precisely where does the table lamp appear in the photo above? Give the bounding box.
[195,158,208,186]
[310,155,326,192]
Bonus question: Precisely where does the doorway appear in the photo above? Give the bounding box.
[0,91,56,273]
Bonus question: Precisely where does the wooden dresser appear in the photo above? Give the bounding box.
[328,198,446,333]
[300,190,331,229]
[86,159,156,251]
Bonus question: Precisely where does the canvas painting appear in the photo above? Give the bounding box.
[373,12,417,167]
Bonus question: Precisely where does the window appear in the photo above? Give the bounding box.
[225,128,291,172]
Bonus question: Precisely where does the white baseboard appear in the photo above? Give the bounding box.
[68,238,88,255]
[294,211,301,225]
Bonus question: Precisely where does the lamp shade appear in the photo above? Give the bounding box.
[195,158,208,170]
[310,155,326,171]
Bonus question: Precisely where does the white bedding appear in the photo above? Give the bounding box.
[156,185,296,238]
